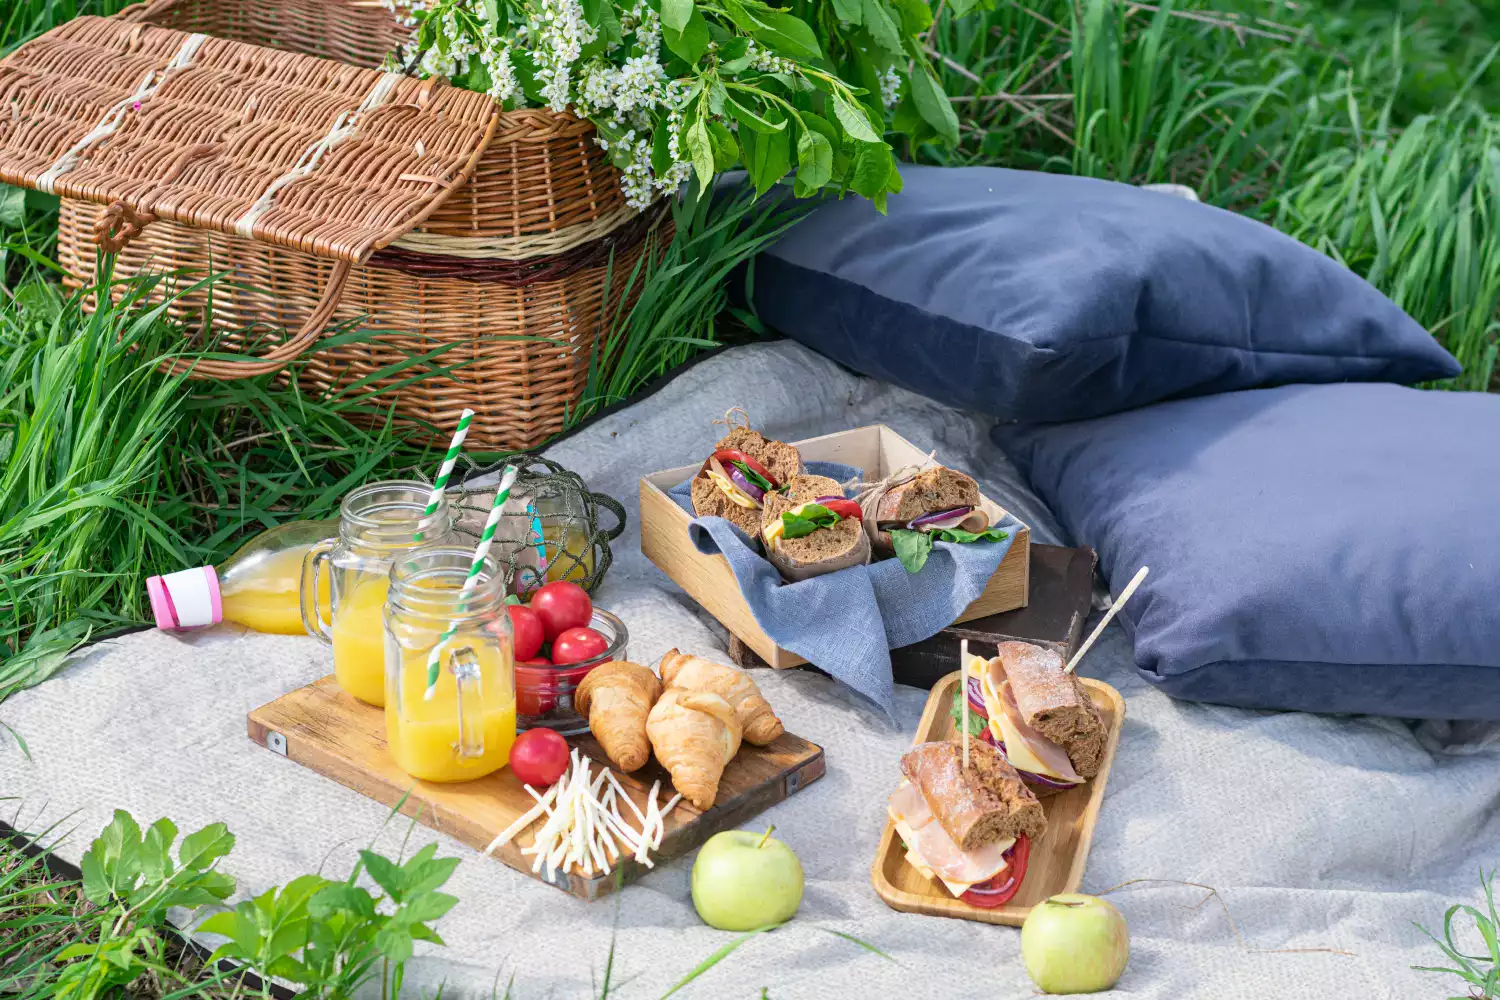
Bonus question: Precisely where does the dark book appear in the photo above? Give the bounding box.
[728,543,1098,690]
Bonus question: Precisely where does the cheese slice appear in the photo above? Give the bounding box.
[981,667,1082,783]
[706,469,760,508]
[760,503,819,548]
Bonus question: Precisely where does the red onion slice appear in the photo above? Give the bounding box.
[728,465,766,502]
[908,506,974,530]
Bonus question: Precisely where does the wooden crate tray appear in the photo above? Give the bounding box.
[640,424,1031,670]
[870,670,1124,925]
[249,676,825,900]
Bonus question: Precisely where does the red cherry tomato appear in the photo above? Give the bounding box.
[550,626,610,666]
[515,656,556,716]
[816,497,863,522]
[505,605,546,661]
[528,581,593,640]
[509,727,570,787]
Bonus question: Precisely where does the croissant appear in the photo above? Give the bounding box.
[646,689,742,811]
[658,649,784,746]
[575,661,661,772]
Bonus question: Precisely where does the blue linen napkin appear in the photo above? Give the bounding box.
[667,461,1020,714]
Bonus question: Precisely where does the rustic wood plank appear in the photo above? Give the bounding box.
[638,424,1032,671]
[248,676,824,901]
[868,670,1124,927]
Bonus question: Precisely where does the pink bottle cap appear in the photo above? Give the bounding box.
[146,566,223,630]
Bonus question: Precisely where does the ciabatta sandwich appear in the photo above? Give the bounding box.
[760,474,870,582]
[689,425,802,537]
[887,739,1046,908]
[958,642,1107,794]
[859,467,1009,573]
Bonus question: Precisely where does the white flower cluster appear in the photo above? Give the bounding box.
[744,39,795,75]
[879,65,902,108]
[530,0,598,111]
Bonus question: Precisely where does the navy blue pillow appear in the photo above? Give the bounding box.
[995,383,1500,720]
[753,166,1459,423]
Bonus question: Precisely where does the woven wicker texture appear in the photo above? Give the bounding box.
[120,0,412,70]
[0,16,501,263]
[57,200,665,451]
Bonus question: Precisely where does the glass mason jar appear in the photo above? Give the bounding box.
[383,547,516,783]
[300,481,454,707]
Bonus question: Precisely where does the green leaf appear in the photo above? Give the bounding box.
[725,0,822,61]
[890,0,931,34]
[662,924,783,997]
[359,850,406,901]
[950,686,987,737]
[888,528,933,573]
[946,0,981,15]
[709,120,740,171]
[309,882,378,919]
[139,817,177,886]
[0,184,25,227]
[661,0,693,33]
[397,890,459,925]
[796,127,834,190]
[178,822,234,872]
[724,93,785,134]
[833,92,881,143]
[908,68,959,145]
[663,4,710,65]
[861,0,904,56]
[832,0,863,24]
[686,117,716,189]
[740,111,791,196]
[851,141,897,200]
[195,911,244,941]
[776,503,844,540]
[930,526,1009,544]
[80,810,143,907]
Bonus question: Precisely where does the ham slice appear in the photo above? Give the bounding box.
[888,781,1011,887]
[912,509,991,534]
[985,661,1083,784]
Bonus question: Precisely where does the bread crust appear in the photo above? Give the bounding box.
[900,740,1046,849]
[862,467,983,555]
[995,641,1107,778]
[761,476,870,582]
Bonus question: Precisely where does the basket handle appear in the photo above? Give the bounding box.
[157,261,353,380]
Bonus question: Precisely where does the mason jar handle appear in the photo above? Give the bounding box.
[300,540,335,644]
[449,647,486,759]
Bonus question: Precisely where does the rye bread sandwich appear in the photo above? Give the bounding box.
[689,425,802,537]
[759,474,871,582]
[859,467,1009,573]
[958,641,1108,793]
[887,739,1046,908]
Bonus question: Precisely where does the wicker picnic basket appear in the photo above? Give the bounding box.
[0,0,663,451]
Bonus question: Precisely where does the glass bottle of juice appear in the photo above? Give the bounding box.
[300,482,454,708]
[146,520,335,635]
[384,547,516,783]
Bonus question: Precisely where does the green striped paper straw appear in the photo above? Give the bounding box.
[415,408,475,542]
[424,464,519,700]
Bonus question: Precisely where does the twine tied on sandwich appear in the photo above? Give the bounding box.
[711,407,753,436]
[848,451,936,548]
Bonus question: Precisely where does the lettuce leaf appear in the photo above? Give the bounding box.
[889,525,1010,573]
[779,503,842,540]
[951,686,987,737]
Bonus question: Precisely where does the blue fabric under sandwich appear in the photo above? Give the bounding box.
[995,382,1500,719]
[752,165,1459,424]
[668,461,1020,713]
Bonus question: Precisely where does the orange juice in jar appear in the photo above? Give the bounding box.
[384,547,515,782]
[301,482,454,707]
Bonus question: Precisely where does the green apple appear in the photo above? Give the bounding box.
[690,826,804,931]
[1021,893,1130,994]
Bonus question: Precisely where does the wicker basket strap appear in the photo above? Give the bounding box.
[157,260,354,379]
[233,71,405,239]
[34,32,208,194]
[388,202,643,261]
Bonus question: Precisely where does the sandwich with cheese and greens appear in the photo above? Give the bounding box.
[860,467,1010,573]
[887,739,1046,909]
[955,641,1107,795]
[689,425,802,537]
[760,474,870,582]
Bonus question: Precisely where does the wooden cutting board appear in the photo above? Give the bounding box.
[869,670,1123,926]
[249,676,825,900]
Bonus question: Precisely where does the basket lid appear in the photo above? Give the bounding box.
[0,17,500,263]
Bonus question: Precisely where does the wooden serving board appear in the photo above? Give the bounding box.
[869,671,1124,926]
[249,676,825,901]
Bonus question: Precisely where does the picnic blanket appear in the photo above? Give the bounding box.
[4,340,1498,1000]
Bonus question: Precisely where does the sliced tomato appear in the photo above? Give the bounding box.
[710,449,779,488]
[959,834,1031,908]
[816,497,862,522]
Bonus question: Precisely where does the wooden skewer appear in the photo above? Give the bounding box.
[1065,565,1150,674]
[960,638,971,769]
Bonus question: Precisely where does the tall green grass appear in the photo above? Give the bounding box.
[927,0,1500,387]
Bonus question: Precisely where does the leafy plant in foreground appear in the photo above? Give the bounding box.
[1413,868,1500,1000]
